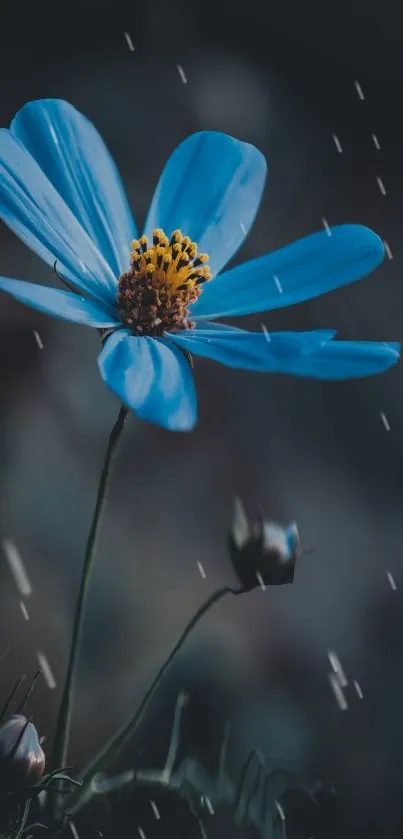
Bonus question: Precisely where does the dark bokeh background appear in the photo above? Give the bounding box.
[1,1,403,836]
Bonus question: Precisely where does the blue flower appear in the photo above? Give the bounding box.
[0,99,398,431]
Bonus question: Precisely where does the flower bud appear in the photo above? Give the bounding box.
[228,498,301,592]
[0,715,45,786]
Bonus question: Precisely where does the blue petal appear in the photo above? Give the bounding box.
[168,328,399,378]
[190,225,385,319]
[0,276,120,326]
[143,131,267,277]
[298,339,400,379]
[0,130,118,305]
[98,330,197,431]
[11,99,137,277]
[169,328,337,369]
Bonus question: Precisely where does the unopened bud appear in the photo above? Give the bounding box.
[0,715,45,786]
[228,499,301,592]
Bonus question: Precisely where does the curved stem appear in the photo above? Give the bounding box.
[62,584,238,816]
[50,405,128,783]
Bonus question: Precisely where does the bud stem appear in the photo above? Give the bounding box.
[49,404,129,811]
[60,584,238,817]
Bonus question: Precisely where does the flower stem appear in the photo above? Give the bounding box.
[50,405,128,784]
[62,584,237,817]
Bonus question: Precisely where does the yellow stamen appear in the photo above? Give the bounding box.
[187,244,197,260]
[170,229,183,244]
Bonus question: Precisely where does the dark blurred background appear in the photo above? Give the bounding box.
[1,1,403,836]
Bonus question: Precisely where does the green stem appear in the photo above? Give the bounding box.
[50,405,128,783]
[62,584,237,816]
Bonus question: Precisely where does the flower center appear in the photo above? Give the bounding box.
[116,228,212,337]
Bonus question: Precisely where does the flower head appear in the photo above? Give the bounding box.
[228,497,300,591]
[0,99,399,430]
[117,229,211,336]
[0,715,45,786]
